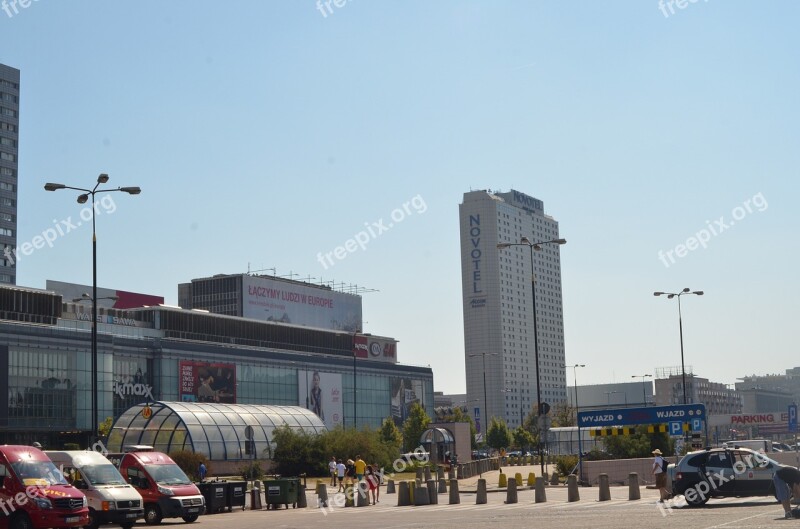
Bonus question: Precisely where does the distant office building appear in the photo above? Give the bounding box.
[736,368,800,409]
[179,273,362,332]
[568,381,653,411]
[0,64,19,285]
[654,366,742,415]
[459,189,566,430]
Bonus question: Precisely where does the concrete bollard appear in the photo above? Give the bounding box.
[356,481,369,507]
[424,467,432,482]
[598,473,611,502]
[427,480,438,504]
[567,475,579,502]
[397,481,410,506]
[535,476,547,503]
[527,472,536,487]
[505,478,518,504]
[437,467,445,480]
[449,479,460,504]
[515,472,523,486]
[448,468,455,480]
[345,483,354,507]
[297,484,308,508]
[416,468,423,481]
[628,473,641,500]
[499,473,507,488]
[438,478,447,493]
[251,481,263,510]
[476,478,487,505]
[550,471,560,486]
[387,479,396,494]
[415,485,430,506]
[409,482,415,505]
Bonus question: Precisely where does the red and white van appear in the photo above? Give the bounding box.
[0,445,89,529]
[110,448,203,525]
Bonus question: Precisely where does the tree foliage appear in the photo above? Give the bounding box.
[98,417,114,438]
[512,425,534,450]
[550,402,575,428]
[602,426,674,459]
[486,417,512,450]
[436,406,478,449]
[169,450,211,482]
[402,402,431,453]
[378,417,403,452]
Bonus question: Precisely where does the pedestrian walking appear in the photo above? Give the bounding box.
[329,456,337,487]
[199,462,207,482]
[651,449,668,502]
[366,464,379,504]
[336,459,346,492]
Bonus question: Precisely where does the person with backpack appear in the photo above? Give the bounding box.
[652,448,668,502]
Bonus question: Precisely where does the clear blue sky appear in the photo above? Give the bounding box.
[3,1,798,394]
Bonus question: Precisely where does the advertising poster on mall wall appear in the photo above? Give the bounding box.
[298,370,342,429]
[180,361,236,404]
[242,275,362,332]
[391,378,424,427]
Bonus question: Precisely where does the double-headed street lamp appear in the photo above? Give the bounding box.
[45,174,141,444]
[565,363,585,481]
[654,288,704,405]
[468,352,498,439]
[497,237,566,476]
[631,374,652,406]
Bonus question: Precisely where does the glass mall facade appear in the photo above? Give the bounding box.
[0,285,434,450]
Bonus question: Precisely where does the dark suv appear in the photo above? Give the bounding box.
[672,447,779,506]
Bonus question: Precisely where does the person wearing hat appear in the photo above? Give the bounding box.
[651,448,668,502]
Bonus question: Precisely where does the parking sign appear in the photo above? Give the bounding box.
[789,404,797,433]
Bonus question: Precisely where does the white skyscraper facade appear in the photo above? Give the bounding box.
[459,189,566,432]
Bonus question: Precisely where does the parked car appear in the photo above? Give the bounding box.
[672,447,780,506]
[471,450,489,460]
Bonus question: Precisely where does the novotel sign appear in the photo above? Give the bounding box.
[510,190,543,213]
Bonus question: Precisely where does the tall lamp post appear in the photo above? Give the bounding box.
[632,374,652,406]
[45,175,141,444]
[654,288,703,405]
[565,363,585,482]
[468,352,498,442]
[497,237,566,477]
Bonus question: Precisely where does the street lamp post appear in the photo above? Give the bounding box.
[45,175,140,445]
[654,288,704,405]
[632,374,652,406]
[497,237,566,477]
[468,352,498,441]
[565,363,585,482]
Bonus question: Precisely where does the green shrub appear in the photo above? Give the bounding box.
[555,455,578,476]
[239,461,263,480]
[169,450,211,482]
[64,443,81,451]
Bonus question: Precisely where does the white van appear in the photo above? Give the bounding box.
[721,439,772,452]
[46,450,145,529]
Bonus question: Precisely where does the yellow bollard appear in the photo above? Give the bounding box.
[527,472,536,486]
[515,472,523,486]
[499,473,507,487]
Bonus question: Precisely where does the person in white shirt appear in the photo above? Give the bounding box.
[329,456,337,487]
[652,448,668,502]
[336,459,346,492]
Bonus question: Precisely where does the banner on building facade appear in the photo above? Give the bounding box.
[297,370,342,429]
[180,361,236,404]
[391,378,424,426]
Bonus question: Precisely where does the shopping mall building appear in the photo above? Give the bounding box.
[0,276,434,449]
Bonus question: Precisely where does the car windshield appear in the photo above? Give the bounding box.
[11,460,68,486]
[144,464,191,485]
[81,464,126,485]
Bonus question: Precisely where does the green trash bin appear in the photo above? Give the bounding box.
[264,478,299,510]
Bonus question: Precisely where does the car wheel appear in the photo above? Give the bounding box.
[684,490,710,507]
[144,504,163,525]
[182,515,199,523]
[84,508,100,529]
[10,513,33,529]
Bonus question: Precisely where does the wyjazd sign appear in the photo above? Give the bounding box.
[578,404,706,428]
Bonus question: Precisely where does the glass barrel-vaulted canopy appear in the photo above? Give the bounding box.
[107,401,326,461]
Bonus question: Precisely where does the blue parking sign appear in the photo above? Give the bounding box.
[789,405,797,433]
[691,418,702,432]
[669,421,683,436]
